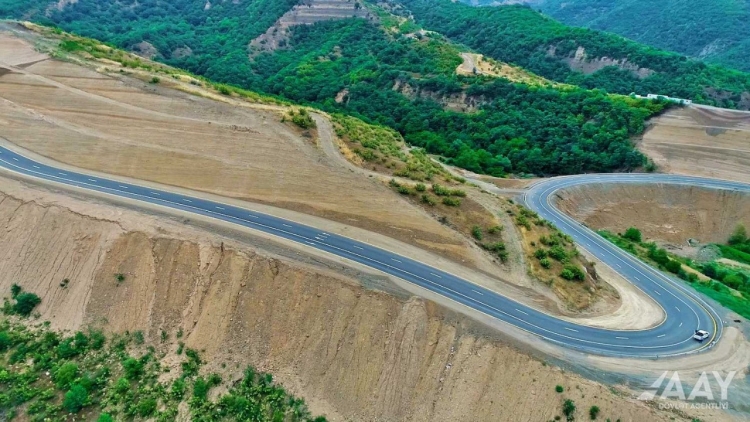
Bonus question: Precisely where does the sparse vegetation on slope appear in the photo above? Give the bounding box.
[386,179,508,261]
[508,203,606,310]
[0,288,326,421]
[331,114,448,182]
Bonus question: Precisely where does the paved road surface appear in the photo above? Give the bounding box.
[0,146,739,357]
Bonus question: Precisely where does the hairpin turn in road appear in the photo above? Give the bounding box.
[1,146,738,357]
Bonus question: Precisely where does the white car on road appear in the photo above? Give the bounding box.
[693,330,710,342]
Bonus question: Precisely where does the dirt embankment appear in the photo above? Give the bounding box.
[555,183,750,246]
[639,105,750,184]
[0,177,735,422]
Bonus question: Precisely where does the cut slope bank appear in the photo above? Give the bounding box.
[555,183,750,246]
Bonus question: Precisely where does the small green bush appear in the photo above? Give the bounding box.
[397,185,412,195]
[13,292,41,317]
[150,76,160,84]
[432,184,451,196]
[562,399,576,421]
[63,384,89,413]
[535,249,548,259]
[415,183,427,192]
[664,259,682,274]
[540,258,552,269]
[560,265,585,281]
[136,398,157,417]
[421,194,436,206]
[442,197,461,207]
[122,357,144,380]
[487,225,503,234]
[97,413,114,422]
[54,362,79,389]
[10,284,21,299]
[548,246,568,262]
[555,385,564,393]
[589,405,600,420]
[471,226,483,241]
[622,227,642,242]
[728,224,747,245]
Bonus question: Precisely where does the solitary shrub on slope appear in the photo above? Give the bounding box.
[13,292,41,317]
[622,227,642,242]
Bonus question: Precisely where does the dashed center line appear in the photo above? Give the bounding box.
[88,179,97,182]
[564,327,578,332]
[12,158,18,161]
[472,289,483,296]
[215,206,225,210]
[352,245,363,250]
[119,185,128,189]
[675,306,681,312]
[59,172,67,176]
[150,192,160,196]
[657,334,666,338]
[32,165,40,169]
[182,198,191,203]
[247,214,258,219]
[654,290,661,296]
[430,273,442,278]
[616,336,629,340]
[282,223,292,228]
[516,308,528,316]
[391,258,402,263]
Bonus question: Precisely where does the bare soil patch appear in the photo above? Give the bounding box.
[0,31,478,268]
[639,105,750,183]
[555,183,750,246]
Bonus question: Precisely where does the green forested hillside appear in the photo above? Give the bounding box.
[1,0,669,176]
[405,0,750,109]
[472,0,750,73]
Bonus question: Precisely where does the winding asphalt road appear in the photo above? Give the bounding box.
[0,146,740,357]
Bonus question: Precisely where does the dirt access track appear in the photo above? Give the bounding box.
[639,105,750,184]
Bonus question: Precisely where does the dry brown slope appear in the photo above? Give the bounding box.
[0,31,480,268]
[0,175,735,422]
[555,183,750,245]
[639,105,750,183]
